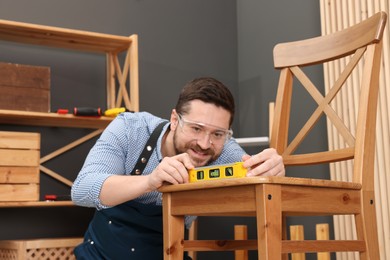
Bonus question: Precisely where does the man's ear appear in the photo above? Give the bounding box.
[170,109,178,129]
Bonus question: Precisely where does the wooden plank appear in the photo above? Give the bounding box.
[0,184,39,201]
[129,34,139,112]
[188,219,198,260]
[273,12,386,68]
[234,225,248,260]
[282,240,365,253]
[0,131,40,149]
[39,165,73,187]
[0,62,49,90]
[316,224,331,260]
[256,184,282,259]
[0,167,39,184]
[0,149,40,167]
[0,201,74,207]
[183,240,257,251]
[290,225,305,260]
[40,129,102,163]
[24,238,83,249]
[281,186,361,214]
[163,193,185,260]
[0,19,134,53]
[0,62,50,112]
[169,185,257,216]
[0,85,50,113]
[0,109,112,129]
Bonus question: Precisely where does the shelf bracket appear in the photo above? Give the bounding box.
[39,129,103,187]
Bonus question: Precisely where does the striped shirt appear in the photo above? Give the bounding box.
[71,112,245,211]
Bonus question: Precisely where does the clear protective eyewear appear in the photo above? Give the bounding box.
[177,113,233,146]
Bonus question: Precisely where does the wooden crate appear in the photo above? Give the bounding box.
[0,62,50,112]
[0,131,40,202]
[0,238,83,260]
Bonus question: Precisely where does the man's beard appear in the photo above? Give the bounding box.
[173,131,218,167]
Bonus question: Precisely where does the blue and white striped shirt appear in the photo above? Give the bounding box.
[71,111,245,211]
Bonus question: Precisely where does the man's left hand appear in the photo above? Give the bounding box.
[242,148,285,177]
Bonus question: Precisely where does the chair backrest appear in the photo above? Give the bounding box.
[270,12,387,190]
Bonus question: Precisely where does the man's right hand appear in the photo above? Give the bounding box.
[148,153,194,190]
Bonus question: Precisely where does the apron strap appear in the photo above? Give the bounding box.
[131,121,167,175]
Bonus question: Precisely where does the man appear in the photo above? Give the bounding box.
[72,77,285,259]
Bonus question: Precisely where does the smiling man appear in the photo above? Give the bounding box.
[71,77,285,259]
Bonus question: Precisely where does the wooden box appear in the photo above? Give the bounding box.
[0,238,83,260]
[0,131,40,202]
[0,62,50,112]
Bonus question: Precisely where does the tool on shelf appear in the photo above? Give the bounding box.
[44,194,72,201]
[73,107,102,117]
[104,107,131,117]
[55,107,132,117]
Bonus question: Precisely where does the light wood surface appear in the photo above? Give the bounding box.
[0,109,113,129]
[0,19,133,53]
[316,224,331,260]
[0,131,40,202]
[0,200,74,207]
[0,131,40,149]
[234,225,249,260]
[290,225,305,260]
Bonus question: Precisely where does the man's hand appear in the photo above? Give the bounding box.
[242,148,285,177]
[148,153,194,190]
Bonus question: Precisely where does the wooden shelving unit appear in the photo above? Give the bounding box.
[0,19,139,207]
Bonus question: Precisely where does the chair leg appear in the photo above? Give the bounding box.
[187,219,198,260]
[356,191,380,260]
[256,184,282,260]
[163,193,185,260]
[316,223,330,260]
[281,216,288,260]
[234,225,248,260]
[290,225,305,260]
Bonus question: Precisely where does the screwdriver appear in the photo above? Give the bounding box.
[73,107,102,117]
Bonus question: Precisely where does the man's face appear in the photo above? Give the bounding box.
[171,100,231,167]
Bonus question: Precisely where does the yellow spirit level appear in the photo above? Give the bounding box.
[189,162,247,183]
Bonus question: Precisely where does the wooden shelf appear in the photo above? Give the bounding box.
[0,109,113,129]
[0,200,75,208]
[0,19,135,53]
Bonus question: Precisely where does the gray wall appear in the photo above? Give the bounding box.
[0,1,332,259]
[237,0,325,138]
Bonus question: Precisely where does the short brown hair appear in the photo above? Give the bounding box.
[175,77,235,126]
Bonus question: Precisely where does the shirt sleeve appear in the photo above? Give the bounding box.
[71,115,129,210]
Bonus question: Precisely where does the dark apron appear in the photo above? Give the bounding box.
[74,122,191,259]
[74,200,164,260]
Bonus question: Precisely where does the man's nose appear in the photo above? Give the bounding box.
[196,132,212,149]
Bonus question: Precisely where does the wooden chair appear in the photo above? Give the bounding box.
[159,11,387,259]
